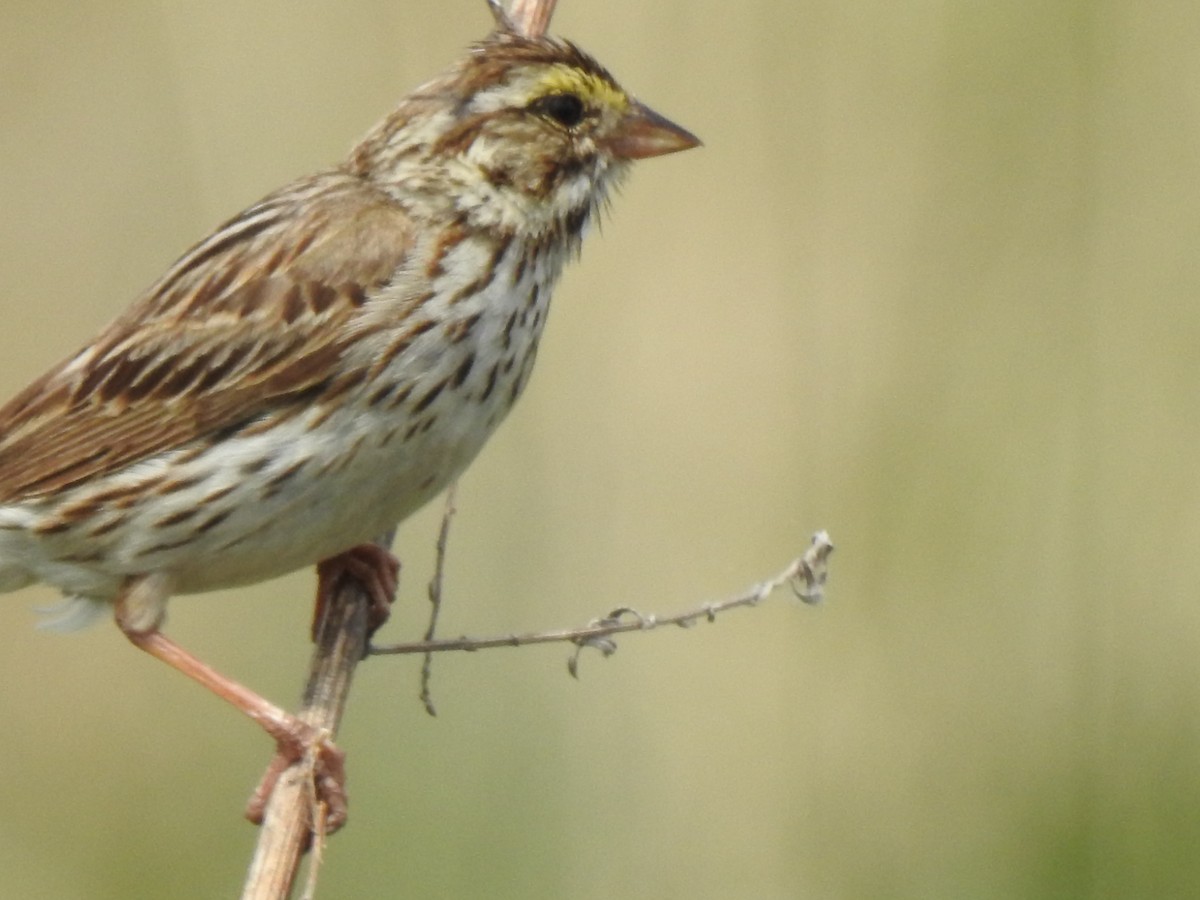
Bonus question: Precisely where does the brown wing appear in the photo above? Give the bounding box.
[0,171,414,502]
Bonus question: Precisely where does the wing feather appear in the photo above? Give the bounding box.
[0,172,414,502]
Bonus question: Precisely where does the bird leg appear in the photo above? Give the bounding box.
[312,543,401,642]
[114,576,348,830]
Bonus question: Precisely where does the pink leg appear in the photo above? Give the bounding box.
[116,593,348,830]
[312,544,401,641]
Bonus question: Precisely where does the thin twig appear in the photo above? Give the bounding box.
[420,484,458,715]
[241,530,396,900]
[370,531,834,677]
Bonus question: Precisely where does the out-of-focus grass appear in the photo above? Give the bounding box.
[2,1,1200,897]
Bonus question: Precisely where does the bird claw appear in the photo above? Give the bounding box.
[245,725,349,833]
[313,544,401,641]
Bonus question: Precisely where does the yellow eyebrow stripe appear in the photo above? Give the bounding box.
[535,65,629,112]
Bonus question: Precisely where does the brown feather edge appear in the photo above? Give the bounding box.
[0,174,414,503]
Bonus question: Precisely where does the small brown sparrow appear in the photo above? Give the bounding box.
[0,3,697,828]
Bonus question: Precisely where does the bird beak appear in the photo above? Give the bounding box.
[607,100,701,160]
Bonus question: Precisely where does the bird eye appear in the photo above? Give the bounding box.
[530,92,585,128]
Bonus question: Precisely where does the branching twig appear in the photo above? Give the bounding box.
[241,522,832,898]
[370,531,834,677]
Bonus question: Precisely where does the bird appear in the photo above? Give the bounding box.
[0,1,698,829]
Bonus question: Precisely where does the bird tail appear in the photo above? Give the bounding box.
[35,595,108,632]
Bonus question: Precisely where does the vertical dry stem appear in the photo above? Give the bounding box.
[240,532,393,900]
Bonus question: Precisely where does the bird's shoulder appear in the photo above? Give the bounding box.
[0,171,416,502]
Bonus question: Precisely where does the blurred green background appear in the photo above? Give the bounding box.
[2,1,1199,897]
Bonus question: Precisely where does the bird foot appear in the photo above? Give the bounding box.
[244,721,348,833]
[313,544,401,641]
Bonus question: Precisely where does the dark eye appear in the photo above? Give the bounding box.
[530,93,585,128]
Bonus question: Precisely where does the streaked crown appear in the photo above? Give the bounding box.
[349,29,699,239]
